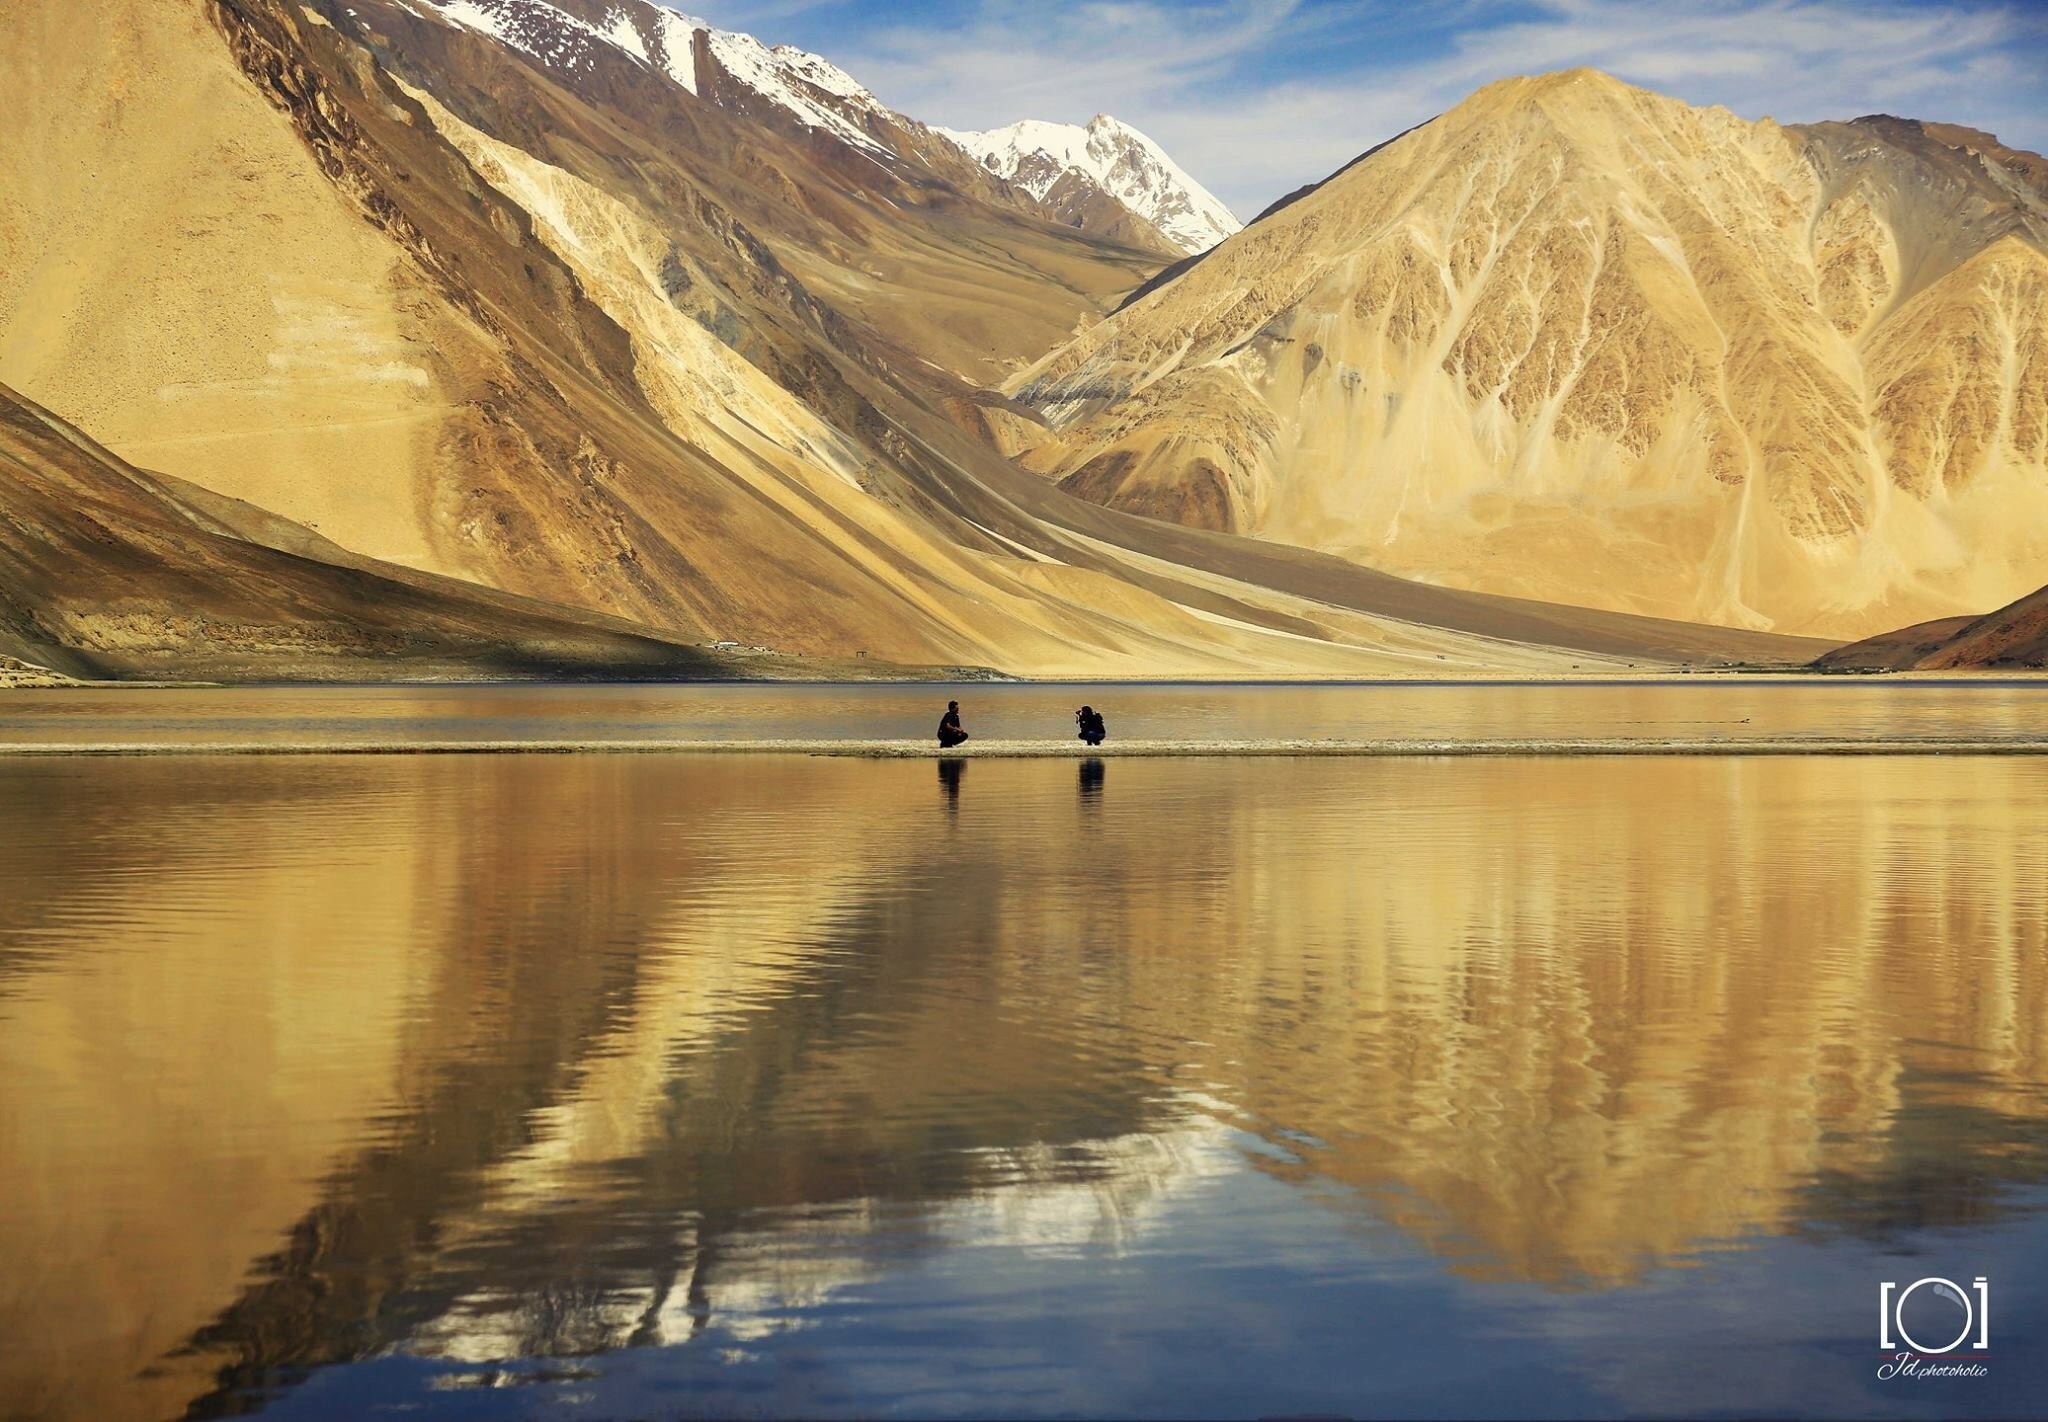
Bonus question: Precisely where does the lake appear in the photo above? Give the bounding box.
[2,678,2047,749]
[3,685,2047,1419]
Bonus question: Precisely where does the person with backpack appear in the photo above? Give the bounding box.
[1075,705,1106,747]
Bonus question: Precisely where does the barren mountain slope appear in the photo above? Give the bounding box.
[1013,71,2048,641]
[423,0,1177,376]
[0,5,1829,676]
[0,383,763,681]
[1817,581,2048,670]
[1912,586,2048,669]
[0,0,1203,675]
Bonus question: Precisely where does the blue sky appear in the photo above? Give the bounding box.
[672,0,2048,217]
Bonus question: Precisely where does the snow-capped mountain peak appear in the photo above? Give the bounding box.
[701,26,889,154]
[434,0,644,74]
[939,114,1241,254]
[418,2,1228,244]
[767,43,876,107]
[424,1,887,153]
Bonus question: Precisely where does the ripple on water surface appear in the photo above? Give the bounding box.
[3,751,2048,1419]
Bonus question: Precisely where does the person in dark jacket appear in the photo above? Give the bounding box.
[937,700,969,748]
[1076,705,1106,746]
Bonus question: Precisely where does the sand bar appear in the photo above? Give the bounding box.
[5,737,2048,758]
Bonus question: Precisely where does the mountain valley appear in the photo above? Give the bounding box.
[0,1,2038,678]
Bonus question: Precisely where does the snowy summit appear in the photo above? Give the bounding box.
[421,2,1235,250]
[940,115,1242,255]
[429,1,890,154]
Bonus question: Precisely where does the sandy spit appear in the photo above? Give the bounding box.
[5,738,2048,758]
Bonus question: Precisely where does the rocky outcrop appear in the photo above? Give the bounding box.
[0,654,77,688]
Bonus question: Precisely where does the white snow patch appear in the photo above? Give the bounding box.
[705,28,888,156]
[769,44,872,105]
[435,0,512,43]
[652,8,703,93]
[430,0,650,74]
[940,114,1240,254]
[600,7,647,61]
[428,2,918,169]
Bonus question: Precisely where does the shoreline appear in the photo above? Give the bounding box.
[4,668,2046,691]
[4,672,2048,692]
[6,737,2048,758]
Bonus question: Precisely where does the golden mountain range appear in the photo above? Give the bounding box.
[1,0,2041,678]
[1015,71,2048,645]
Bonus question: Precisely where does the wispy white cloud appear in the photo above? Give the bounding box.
[680,0,2048,217]
[839,0,1315,118]
[674,0,855,20]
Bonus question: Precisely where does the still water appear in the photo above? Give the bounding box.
[4,742,2048,1418]
[2,678,2046,747]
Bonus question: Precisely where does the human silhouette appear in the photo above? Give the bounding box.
[937,699,969,749]
[1075,705,1106,746]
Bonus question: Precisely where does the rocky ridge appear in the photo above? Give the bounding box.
[1012,70,2048,641]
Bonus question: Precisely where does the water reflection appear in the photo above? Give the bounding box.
[937,756,965,808]
[2,755,2047,1418]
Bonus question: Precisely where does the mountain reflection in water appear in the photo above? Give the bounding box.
[3,752,2047,1420]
